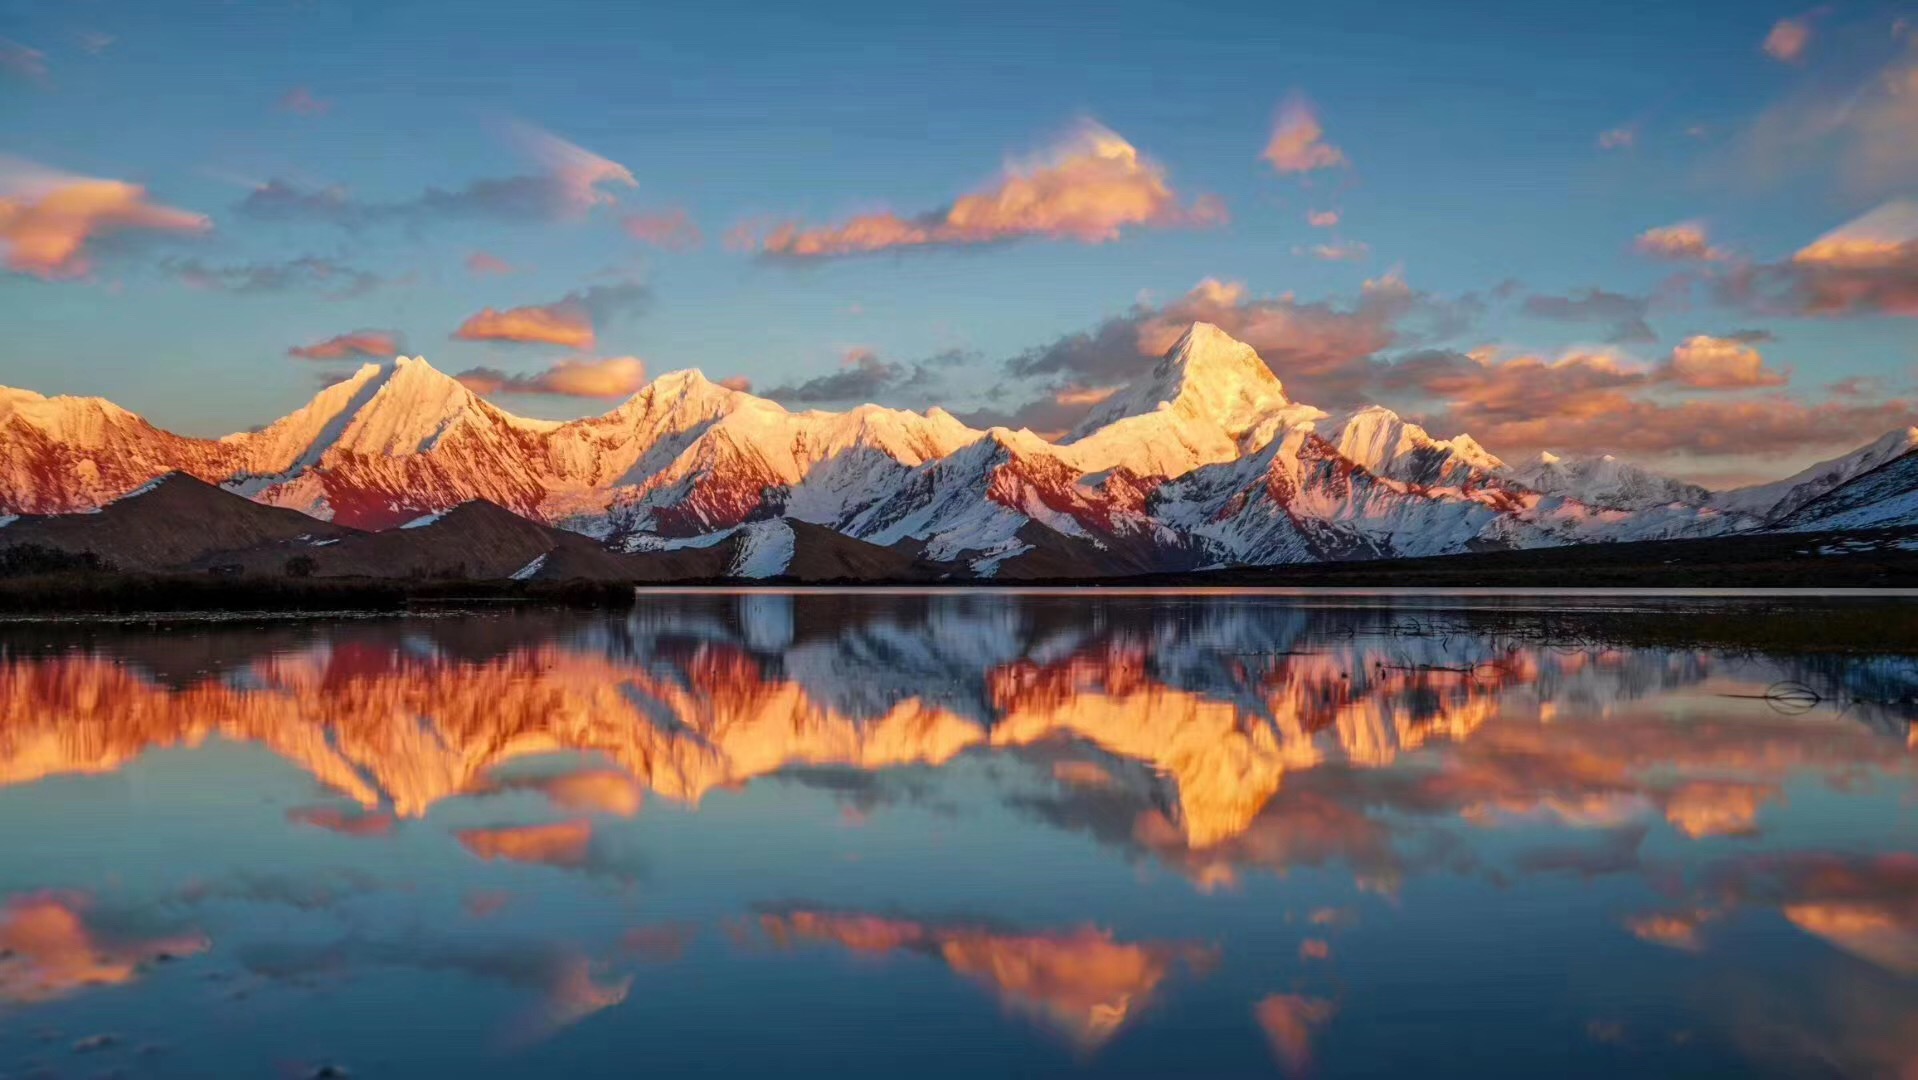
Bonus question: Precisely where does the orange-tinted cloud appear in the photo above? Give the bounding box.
[454,304,596,349]
[1713,202,1918,317]
[718,375,753,392]
[1264,94,1347,174]
[0,158,209,279]
[1635,221,1727,262]
[1299,938,1331,960]
[288,329,402,362]
[1735,48,1918,195]
[466,250,515,275]
[1307,209,1341,228]
[1254,994,1337,1075]
[279,86,330,116]
[1764,14,1815,63]
[754,122,1222,258]
[1665,335,1788,390]
[456,356,648,399]
[759,909,1215,1049]
[287,803,398,836]
[452,281,648,349]
[1624,908,1718,951]
[0,891,209,1004]
[482,767,644,816]
[623,208,701,250]
[457,820,594,868]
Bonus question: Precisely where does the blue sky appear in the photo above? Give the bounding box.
[2,0,1914,483]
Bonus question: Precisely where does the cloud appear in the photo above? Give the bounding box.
[0,891,209,1005]
[1634,221,1727,262]
[167,254,386,299]
[238,122,636,228]
[0,158,210,279]
[456,356,649,399]
[457,820,595,868]
[749,121,1224,258]
[1735,46,1918,195]
[1764,13,1816,64]
[757,907,1216,1050]
[278,86,330,117]
[1254,995,1338,1076]
[452,281,649,349]
[286,803,398,836]
[476,766,645,816]
[1521,287,1657,342]
[622,208,701,250]
[288,329,402,361]
[988,275,1477,432]
[0,37,47,85]
[718,375,754,392]
[1665,334,1787,389]
[1263,94,1347,174]
[764,346,970,406]
[466,250,515,275]
[1307,209,1340,228]
[1716,201,1918,317]
[1295,241,1370,262]
[1597,125,1637,151]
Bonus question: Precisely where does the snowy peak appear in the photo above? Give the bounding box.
[1715,426,1918,520]
[1333,405,1505,487]
[1514,451,1711,511]
[1070,322,1290,440]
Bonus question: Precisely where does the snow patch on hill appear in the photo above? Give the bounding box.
[729,519,796,578]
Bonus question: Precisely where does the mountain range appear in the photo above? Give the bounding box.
[3,322,1915,580]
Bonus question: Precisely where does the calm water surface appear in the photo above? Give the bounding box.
[0,593,1913,1078]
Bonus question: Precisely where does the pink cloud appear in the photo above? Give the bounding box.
[0,158,210,279]
[465,250,515,275]
[622,208,701,250]
[456,356,649,399]
[288,329,402,361]
[1634,221,1727,262]
[278,86,331,117]
[1307,209,1340,228]
[1598,125,1638,151]
[1263,94,1347,174]
[0,37,47,85]
[1763,14,1815,64]
[753,122,1224,258]
[1295,241,1370,262]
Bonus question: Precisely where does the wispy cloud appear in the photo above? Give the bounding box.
[0,37,47,85]
[0,158,209,279]
[278,86,331,117]
[167,254,386,299]
[451,281,649,349]
[1263,94,1347,174]
[622,208,701,250]
[288,329,402,361]
[764,346,970,406]
[456,356,649,398]
[746,121,1223,259]
[1521,287,1657,343]
[238,122,636,229]
[465,250,515,275]
[1597,124,1637,151]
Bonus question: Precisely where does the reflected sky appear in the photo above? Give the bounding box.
[0,594,1913,1077]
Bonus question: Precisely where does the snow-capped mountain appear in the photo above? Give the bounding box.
[1,323,1913,576]
[1513,451,1713,512]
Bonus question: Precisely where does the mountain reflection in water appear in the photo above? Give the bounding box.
[0,593,1912,1078]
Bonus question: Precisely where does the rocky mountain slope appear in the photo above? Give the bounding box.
[2,323,1913,578]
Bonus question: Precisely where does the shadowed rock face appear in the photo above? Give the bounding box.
[12,327,1907,576]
